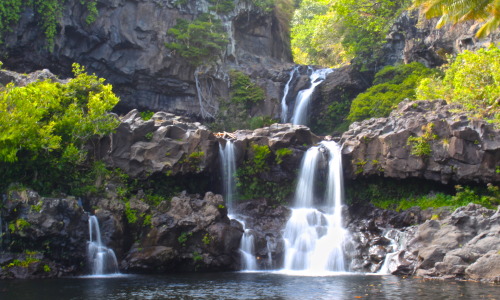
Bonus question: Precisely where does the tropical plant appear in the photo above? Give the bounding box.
[413,0,500,38]
[416,47,500,125]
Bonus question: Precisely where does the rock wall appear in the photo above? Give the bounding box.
[341,100,500,184]
[385,10,500,68]
[0,0,292,117]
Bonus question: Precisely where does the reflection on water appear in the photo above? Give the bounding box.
[0,272,498,300]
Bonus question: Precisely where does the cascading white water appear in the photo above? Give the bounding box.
[219,140,237,213]
[282,141,346,273]
[238,219,258,271]
[378,229,408,274]
[87,215,119,275]
[281,66,299,123]
[291,68,333,126]
[219,139,258,270]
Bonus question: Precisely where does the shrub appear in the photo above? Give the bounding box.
[347,62,439,122]
[0,64,119,194]
[165,13,228,66]
[416,47,500,126]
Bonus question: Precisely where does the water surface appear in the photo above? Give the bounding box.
[0,272,498,300]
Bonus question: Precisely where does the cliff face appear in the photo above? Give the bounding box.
[0,0,292,117]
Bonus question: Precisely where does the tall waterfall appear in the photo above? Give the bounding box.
[219,140,237,213]
[282,141,346,273]
[219,140,257,270]
[87,215,119,275]
[281,66,299,123]
[291,68,333,126]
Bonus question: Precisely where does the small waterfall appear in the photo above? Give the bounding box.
[281,66,299,123]
[291,68,333,126]
[282,141,347,273]
[219,140,237,213]
[87,215,119,275]
[218,139,258,270]
[239,219,257,271]
[378,229,408,275]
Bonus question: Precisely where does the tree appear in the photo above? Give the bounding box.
[413,0,500,37]
[0,63,119,193]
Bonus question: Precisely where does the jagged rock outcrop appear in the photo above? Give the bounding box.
[341,100,500,184]
[98,110,320,185]
[98,109,217,178]
[0,68,67,87]
[0,0,292,117]
[0,189,88,279]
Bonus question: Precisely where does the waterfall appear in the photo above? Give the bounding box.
[281,66,299,123]
[378,229,408,275]
[291,68,333,126]
[239,219,258,271]
[218,139,258,270]
[87,215,119,276]
[219,140,237,213]
[282,141,347,273]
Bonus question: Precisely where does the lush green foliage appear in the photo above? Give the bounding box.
[0,0,98,50]
[347,62,439,122]
[372,184,499,211]
[347,178,499,211]
[291,0,411,67]
[165,13,228,66]
[0,63,119,194]
[413,0,500,38]
[416,47,500,126]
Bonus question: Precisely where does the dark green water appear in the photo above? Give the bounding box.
[0,272,498,300]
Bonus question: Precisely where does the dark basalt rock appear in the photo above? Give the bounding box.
[341,100,500,184]
[120,191,242,273]
[0,189,88,279]
[0,0,292,118]
[232,199,291,269]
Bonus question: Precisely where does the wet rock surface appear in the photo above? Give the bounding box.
[231,199,291,269]
[342,100,500,184]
